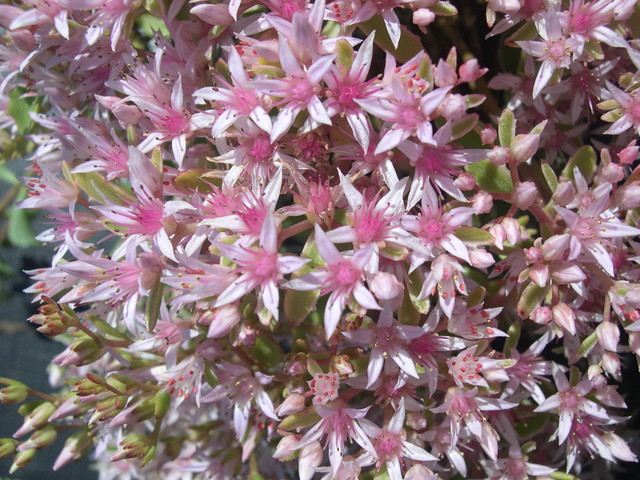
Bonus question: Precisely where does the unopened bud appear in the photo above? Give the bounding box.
[110,434,152,462]
[0,378,28,404]
[459,59,487,83]
[510,134,540,162]
[618,141,639,165]
[453,172,476,191]
[552,303,577,335]
[299,441,323,480]
[276,392,306,417]
[512,181,537,209]
[596,322,620,352]
[434,59,457,87]
[479,129,497,150]
[28,297,75,337]
[14,402,56,438]
[531,306,552,325]
[9,447,36,474]
[472,191,493,214]
[501,217,522,245]
[53,429,93,471]
[602,351,621,377]
[615,185,640,210]
[552,180,576,206]
[440,93,467,120]
[412,8,436,28]
[18,425,57,451]
[370,271,403,301]
[488,146,509,166]
[0,439,17,458]
[273,434,299,460]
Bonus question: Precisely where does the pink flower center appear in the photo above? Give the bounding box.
[397,107,422,128]
[629,99,640,123]
[289,80,315,104]
[334,82,363,110]
[329,261,361,288]
[247,136,274,164]
[560,390,583,412]
[309,373,339,404]
[422,218,444,240]
[252,253,277,280]
[353,207,388,243]
[375,430,402,459]
[547,41,567,62]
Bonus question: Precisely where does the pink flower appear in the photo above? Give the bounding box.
[358,399,437,480]
[214,210,308,320]
[289,224,380,338]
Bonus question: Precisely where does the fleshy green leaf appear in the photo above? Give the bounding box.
[466,160,513,193]
[562,145,596,180]
[455,226,494,246]
[516,282,548,319]
[578,330,598,357]
[541,163,558,191]
[8,88,35,135]
[7,209,38,247]
[498,109,516,147]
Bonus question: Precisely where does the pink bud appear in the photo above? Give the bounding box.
[480,126,497,145]
[299,442,323,480]
[524,247,542,264]
[412,8,436,28]
[206,304,241,338]
[487,146,509,166]
[552,303,576,335]
[596,322,619,352]
[528,263,549,287]
[469,248,495,268]
[618,140,639,165]
[614,185,640,210]
[552,180,576,206]
[459,59,487,83]
[434,59,457,87]
[273,435,299,460]
[275,393,305,416]
[512,181,538,209]
[454,172,476,191]
[501,217,522,245]
[489,0,522,13]
[602,351,621,377]
[237,323,256,346]
[532,306,552,325]
[371,271,403,301]
[510,134,540,162]
[95,95,141,125]
[488,224,506,250]
[596,163,624,184]
[541,234,569,262]
[440,94,467,120]
[472,191,493,214]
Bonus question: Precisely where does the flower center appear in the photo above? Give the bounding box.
[330,261,361,288]
[422,218,444,240]
[309,373,339,404]
[375,430,402,459]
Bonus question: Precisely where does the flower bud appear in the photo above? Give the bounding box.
[480,126,497,145]
[434,59,457,87]
[487,146,509,166]
[552,303,576,335]
[489,0,522,13]
[469,248,495,268]
[276,392,306,417]
[440,93,467,120]
[552,180,576,206]
[0,439,17,458]
[9,447,36,474]
[17,425,57,451]
[510,133,540,162]
[0,379,28,404]
[52,335,102,367]
[273,434,299,460]
[472,191,493,214]
[596,163,624,184]
[330,354,356,376]
[488,224,506,249]
[618,140,639,165]
[205,303,242,338]
[14,402,56,438]
[454,172,476,191]
[501,217,522,245]
[53,430,93,471]
[370,271,403,301]
[412,8,436,29]
[512,181,538,209]
[73,376,105,397]
[596,321,620,352]
[459,59,487,83]
[602,351,621,377]
[110,434,152,462]
[28,297,75,337]
[540,234,569,262]
[615,185,640,210]
[299,441,323,480]
[531,306,552,325]
[284,352,307,377]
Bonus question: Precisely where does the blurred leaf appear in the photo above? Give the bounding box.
[7,208,38,247]
[8,88,35,135]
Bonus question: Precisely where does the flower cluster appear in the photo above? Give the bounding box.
[1,0,640,479]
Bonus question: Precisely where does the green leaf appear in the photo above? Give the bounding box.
[516,282,548,319]
[407,268,430,314]
[541,163,558,191]
[562,146,596,180]
[279,409,321,430]
[8,88,35,135]
[284,236,324,326]
[251,336,283,369]
[137,13,170,38]
[174,169,221,193]
[466,160,513,194]
[7,209,38,247]
[578,330,598,357]
[145,277,163,332]
[503,321,521,354]
[550,472,579,480]
[454,226,494,246]
[498,109,516,147]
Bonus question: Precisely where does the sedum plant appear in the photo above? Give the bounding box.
[1,0,640,479]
